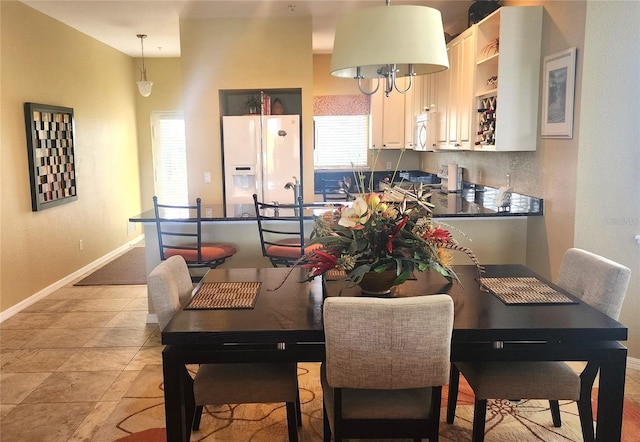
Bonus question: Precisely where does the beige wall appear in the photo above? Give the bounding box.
[0,1,142,311]
[577,1,640,357]
[179,16,314,203]
[134,57,183,212]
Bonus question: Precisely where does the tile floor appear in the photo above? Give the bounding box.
[1,265,640,441]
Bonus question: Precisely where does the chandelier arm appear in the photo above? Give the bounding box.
[394,70,414,95]
[355,66,381,95]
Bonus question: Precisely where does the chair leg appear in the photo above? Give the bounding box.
[192,405,204,430]
[323,400,331,442]
[447,363,460,424]
[471,398,487,442]
[285,402,299,442]
[549,400,561,427]
[430,386,442,442]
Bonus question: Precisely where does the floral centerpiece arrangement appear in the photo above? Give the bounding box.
[303,191,480,289]
[301,166,482,291]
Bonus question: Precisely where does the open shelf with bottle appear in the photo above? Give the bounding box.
[471,5,543,152]
[475,95,497,149]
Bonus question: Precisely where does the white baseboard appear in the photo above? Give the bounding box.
[0,236,144,323]
[146,314,158,324]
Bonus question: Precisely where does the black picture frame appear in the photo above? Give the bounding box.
[24,102,78,211]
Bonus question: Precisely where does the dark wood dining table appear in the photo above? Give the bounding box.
[161,265,628,442]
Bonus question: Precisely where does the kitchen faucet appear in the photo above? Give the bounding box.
[284,176,300,204]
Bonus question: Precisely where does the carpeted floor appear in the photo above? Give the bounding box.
[92,362,640,442]
[74,247,147,286]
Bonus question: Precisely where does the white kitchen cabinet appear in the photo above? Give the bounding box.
[472,6,543,151]
[404,75,428,149]
[440,26,476,150]
[413,73,439,152]
[436,27,476,150]
[433,48,450,148]
[370,83,405,149]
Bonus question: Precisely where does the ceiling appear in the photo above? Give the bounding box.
[20,0,474,58]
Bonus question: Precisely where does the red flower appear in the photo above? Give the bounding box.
[387,216,408,253]
[302,249,338,277]
[424,226,452,243]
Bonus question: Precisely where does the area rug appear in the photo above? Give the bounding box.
[93,363,640,442]
[74,247,147,286]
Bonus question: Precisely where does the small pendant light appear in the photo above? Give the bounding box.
[136,34,153,97]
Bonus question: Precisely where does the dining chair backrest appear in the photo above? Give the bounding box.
[252,193,306,266]
[153,196,204,262]
[323,295,454,390]
[147,255,194,329]
[153,196,236,277]
[557,248,631,320]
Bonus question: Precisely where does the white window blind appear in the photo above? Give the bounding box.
[314,115,369,168]
[151,112,188,205]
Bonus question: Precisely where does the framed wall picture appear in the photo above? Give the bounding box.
[541,47,577,138]
[24,102,78,211]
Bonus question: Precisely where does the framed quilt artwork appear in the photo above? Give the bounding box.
[24,102,78,211]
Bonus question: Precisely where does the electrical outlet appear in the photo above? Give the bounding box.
[79,239,84,250]
[386,162,392,170]
[204,172,211,183]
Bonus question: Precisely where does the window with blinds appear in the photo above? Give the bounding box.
[313,115,369,168]
[151,112,188,205]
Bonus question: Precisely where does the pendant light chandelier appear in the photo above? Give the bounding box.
[136,34,153,97]
[330,0,449,96]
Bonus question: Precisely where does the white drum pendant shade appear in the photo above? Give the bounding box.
[330,5,449,79]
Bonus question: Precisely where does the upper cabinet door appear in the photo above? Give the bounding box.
[370,80,406,149]
[437,27,476,150]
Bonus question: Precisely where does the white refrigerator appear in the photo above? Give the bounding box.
[222,115,301,214]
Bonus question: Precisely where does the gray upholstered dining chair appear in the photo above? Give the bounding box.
[322,295,454,442]
[147,255,301,441]
[447,248,631,442]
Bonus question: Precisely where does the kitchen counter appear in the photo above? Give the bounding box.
[432,183,543,217]
[129,185,542,223]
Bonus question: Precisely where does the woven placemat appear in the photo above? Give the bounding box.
[185,282,260,309]
[480,277,577,305]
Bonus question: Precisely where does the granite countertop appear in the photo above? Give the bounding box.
[430,183,543,217]
[129,184,542,223]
